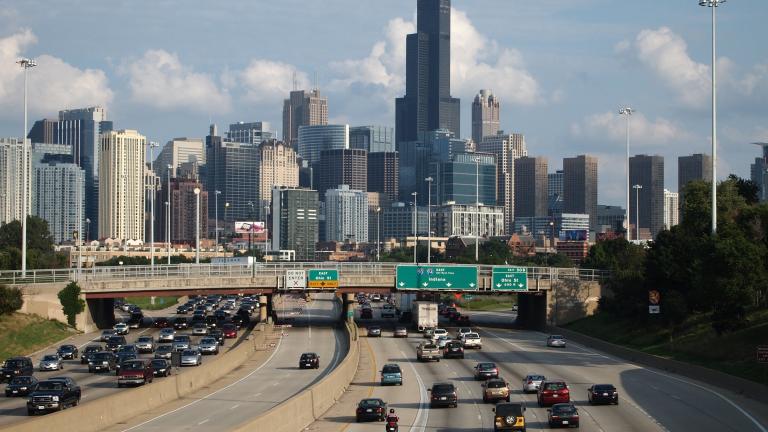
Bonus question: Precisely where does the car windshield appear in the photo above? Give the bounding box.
[593,385,615,392]
[161,329,174,334]
[528,375,545,381]
[446,341,461,347]
[495,403,523,416]
[465,333,479,339]
[552,405,577,415]
[3,359,23,368]
[86,346,101,352]
[369,326,380,331]
[382,365,401,374]
[94,353,112,360]
[550,335,564,340]
[432,384,455,394]
[118,354,136,360]
[478,363,496,371]
[459,328,471,333]
[544,382,567,391]
[176,336,190,342]
[301,354,316,360]
[487,380,507,388]
[122,361,144,369]
[359,399,383,407]
[138,337,152,342]
[11,377,32,384]
[37,381,64,391]
[182,350,197,356]
[42,355,58,361]
[60,345,74,351]
[157,346,173,352]
[108,336,123,343]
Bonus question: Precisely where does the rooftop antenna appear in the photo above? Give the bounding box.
[292,70,298,91]
[314,71,318,92]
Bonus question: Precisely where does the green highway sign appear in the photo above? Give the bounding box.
[396,265,478,290]
[307,269,339,288]
[492,266,528,291]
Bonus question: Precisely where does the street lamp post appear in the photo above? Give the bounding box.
[619,107,633,238]
[700,0,725,235]
[264,203,270,261]
[167,164,172,264]
[85,218,90,243]
[148,141,159,269]
[224,202,230,240]
[193,187,201,264]
[633,184,643,241]
[17,57,36,277]
[376,206,381,261]
[214,190,221,257]
[425,177,433,264]
[411,192,418,264]
[474,157,481,262]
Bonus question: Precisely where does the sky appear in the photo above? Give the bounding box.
[0,0,766,207]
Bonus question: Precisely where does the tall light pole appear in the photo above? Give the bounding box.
[411,192,418,264]
[376,206,381,261]
[474,157,481,262]
[85,218,90,243]
[193,187,201,264]
[700,0,725,235]
[214,190,221,256]
[148,141,159,269]
[167,164,172,264]
[264,202,270,261]
[17,57,36,277]
[633,184,643,241]
[619,107,633,238]
[224,202,230,242]
[425,176,433,264]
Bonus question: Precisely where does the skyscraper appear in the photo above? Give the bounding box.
[350,126,395,153]
[297,124,349,166]
[472,90,500,145]
[98,129,146,241]
[395,0,460,146]
[368,152,399,202]
[0,138,32,225]
[154,138,206,182]
[750,144,768,202]
[432,152,497,207]
[227,122,273,145]
[316,148,367,200]
[324,185,369,243]
[664,189,679,230]
[258,140,299,217]
[563,155,598,231]
[283,89,328,148]
[478,132,527,232]
[514,156,548,218]
[33,159,84,244]
[629,154,665,238]
[271,187,319,261]
[678,153,712,206]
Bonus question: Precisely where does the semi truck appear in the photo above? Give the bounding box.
[412,301,438,332]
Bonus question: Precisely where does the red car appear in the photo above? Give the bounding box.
[222,323,237,339]
[537,380,570,407]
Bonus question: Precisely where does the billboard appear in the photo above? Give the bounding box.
[235,221,265,234]
[560,229,588,241]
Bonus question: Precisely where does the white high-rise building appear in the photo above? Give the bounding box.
[154,137,205,181]
[324,185,368,243]
[258,140,299,218]
[477,132,527,233]
[98,130,147,242]
[664,189,679,230]
[472,90,500,145]
[0,138,32,225]
[34,160,84,244]
[433,203,505,238]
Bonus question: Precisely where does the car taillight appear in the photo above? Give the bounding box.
[552,415,559,419]
[376,407,383,412]
[527,380,532,384]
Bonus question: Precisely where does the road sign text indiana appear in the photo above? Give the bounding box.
[307,269,339,288]
[396,265,478,290]
[492,267,528,291]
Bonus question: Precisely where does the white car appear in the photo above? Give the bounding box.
[431,328,448,342]
[462,332,482,349]
[158,328,176,342]
[546,335,566,348]
[457,327,472,339]
[522,374,546,393]
[38,354,63,371]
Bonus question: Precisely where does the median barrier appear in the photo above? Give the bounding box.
[1,323,272,432]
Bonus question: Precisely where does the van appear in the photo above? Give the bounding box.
[380,364,403,386]
[1,357,33,382]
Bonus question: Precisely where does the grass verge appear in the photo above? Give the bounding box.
[0,313,78,359]
[128,296,180,311]
[453,295,517,312]
[563,308,768,387]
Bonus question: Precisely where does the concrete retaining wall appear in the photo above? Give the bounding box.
[0,323,272,432]
[231,322,360,432]
[554,326,768,405]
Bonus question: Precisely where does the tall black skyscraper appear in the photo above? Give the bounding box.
[395,0,460,147]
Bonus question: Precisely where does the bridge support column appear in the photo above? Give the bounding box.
[259,295,269,323]
[343,292,356,323]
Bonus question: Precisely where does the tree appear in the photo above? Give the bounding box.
[727,174,759,205]
[58,282,85,327]
[0,285,23,315]
[0,216,55,252]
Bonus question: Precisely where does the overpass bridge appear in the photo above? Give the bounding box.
[4,263,606,331]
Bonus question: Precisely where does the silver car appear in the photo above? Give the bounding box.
[192,323,209,336]
[100,329,116,341]
[113,323,129,335]
[393,327,408,338]
[198,337,219,355]
[546,335,567,348]
[39,354,63,371]
[154,345,174,359]
[522,374,546,393]
[172,335,191,351]
[135,336,155,353]
[158,328,176,342]
[180,349,202,366]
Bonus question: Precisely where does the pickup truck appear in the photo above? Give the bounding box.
[416,342,442,362]
[26,377,81,415]
[462,332,483,349]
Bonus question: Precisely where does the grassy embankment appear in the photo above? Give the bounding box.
[452,295,517,311]
[0,313,78,359]
[128,296,180,311]
[564,309,768,387]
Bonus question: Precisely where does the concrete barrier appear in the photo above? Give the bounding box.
[554,326,768,404]
[231,321,360,432]
[0,323,272,432]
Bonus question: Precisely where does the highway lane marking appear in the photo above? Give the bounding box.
[120,328,285,432]
[253,392,262,397]
[229,404,240,410]
[399,349,428,432]
[197,418,209,425]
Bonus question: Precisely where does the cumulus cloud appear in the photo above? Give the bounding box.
[571,111,691,149]
[238,60,311,105]
[0,30,113,118]
[123,49,229,113]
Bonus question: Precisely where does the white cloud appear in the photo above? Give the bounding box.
[571,111,691,149]
[123,49,229,113]
[0,29,113,118]
[238,60,310,105]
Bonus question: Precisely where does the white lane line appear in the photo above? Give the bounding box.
[399,350,428,432]
[229,404,240,410]
[253,392,262,397]
[120,330,284,432]
[197,418,209,425]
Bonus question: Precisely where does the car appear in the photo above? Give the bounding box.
[546,335,567,348]
[511,305,518,312]
[456,315,470,325]
[448,310,461,322]
[492,402,527,431]
[431,328,448,342]
[474,362,499,380]
[456,327,472,339]
[153,317,170,328]
[100,329,116,342]
[56,345,78,360]
[360,308,373,319]
[436,335,450,348]
[443,340,465,359]
[158,328,176,342]
[417,342,442,362]
[423,328,435,339]
[26,377,81,415]
[127,315,143,329]
[380,364,402,386]
[205,315,218,329]
[393,326,408,338]
[173,317,189,330]
[381,305,395,318]
[39,354,63,371]
[209,329,225,345]
[151,359,172,377]
[367,326,382,337]
[114,353,138,374]
[117,359,154,387]
[299,352,320,369]
[443,306,457,317]
[199,337,220,355]
[180,349,202,366]
[113,322,129,335]
[230,315,246,329]
[548,403,580,428]
[538,380,570,407]
[192,322,209,336]
[588,384,619,405]
[355,398,387,422]
[80,345,103,364]
[121,303,133,312]
[117,344,139,356]
[482,378,511,403]
[154,345,174,360]
[172,335,192,351]
[5,376,38,397]
[1,357,34,382]
[106,335,127,352]
[371,293,382,302]
[176,305,191,314]
[135,336,155,353]
[522,374,546,393]
[429,382,458,408]
[222,323,237,338]
[88,351,117,373]
[462,332,482,349]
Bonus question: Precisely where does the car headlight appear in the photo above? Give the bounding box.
[52,396,59,401]
[20,387,27,390]
[505,415,515,424]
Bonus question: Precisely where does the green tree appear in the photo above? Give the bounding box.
[58,282,85,327]
[0,216,55,252]
[727,174,759,205]
[0,285,23,315]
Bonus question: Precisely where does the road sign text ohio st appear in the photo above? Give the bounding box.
[396,265,478,290]
[307,269,339,288]
[492,267,528,291]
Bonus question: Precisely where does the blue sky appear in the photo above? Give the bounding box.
[1,0,766,206]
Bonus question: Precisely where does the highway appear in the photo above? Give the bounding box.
[314,300,768,432]
[109,292,346,432]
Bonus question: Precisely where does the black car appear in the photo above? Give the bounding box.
[173,317,189,330]
[5,375,38,397]
[299,353,320,369]
[355,398,387,422]
[230,315,246,329]
[176,305,191,314]
[27,377,81,415]
[209,329,225,345]
[429,382,458,408]
[443,341,465,359]
[81,345,103,364]
[106,335,127,352]
[548,403,580,428]
[205,315,218,329]
[588,384,619,405]
[367,326,382,337]
[151,359,172,377]
[1,357,34,382]
[153,317,170,328]
[115,353,138,374]
[88,351,117,373]
[56,344,79,360]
